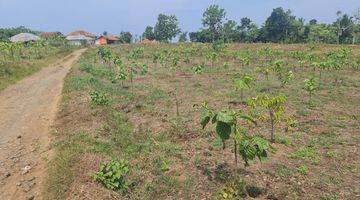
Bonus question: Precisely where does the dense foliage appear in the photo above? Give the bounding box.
[186,6,360,44]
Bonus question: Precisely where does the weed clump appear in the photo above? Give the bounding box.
[92,160,130,192]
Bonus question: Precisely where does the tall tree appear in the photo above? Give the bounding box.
[309,19,318,25]
[142,26,155,40]
[335,11,354,44]
[178,32,188,42]
[240,17,252,30]
[352,8,360,44]
[307,24,337,43]
[236,17,260,42]
[154,14,181,42]
[223,20,237,42]
[245,23,260,42]
[189,30,212,43]
[263,7,294,43]
[202,5,226,41]
[119,31,132,44]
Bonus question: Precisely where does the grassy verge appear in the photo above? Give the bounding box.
[0,48,74,91]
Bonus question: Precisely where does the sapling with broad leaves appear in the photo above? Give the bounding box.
[200,102,272,167]
[304,77,316,105]
[248,95,287,143]
[272,60,294,87]
[239,55,250,67]
[127,47,145,90]
[98,46,113,69]
[206,51,219,67]
[113,56,125,84]
[234,75,254,102]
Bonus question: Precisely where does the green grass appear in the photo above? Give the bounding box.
[0,47,74,91]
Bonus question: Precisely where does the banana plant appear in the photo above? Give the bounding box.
[248,95,287,143]
[200,102,271,167]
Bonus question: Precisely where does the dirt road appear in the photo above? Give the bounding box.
[0,49,86,200]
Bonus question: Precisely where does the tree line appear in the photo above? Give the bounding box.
[2,5,359,45]
[142,5,360,44]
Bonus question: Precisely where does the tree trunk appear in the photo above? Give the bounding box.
[353,35,357,45]
[175,96,179,117]
[269,110,275,143]
[234,138,238,167]
[240,88,244,102]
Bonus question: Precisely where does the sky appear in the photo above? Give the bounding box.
[0,0,359,36]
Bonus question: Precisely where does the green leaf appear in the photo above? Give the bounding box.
[216,110,235,124]
[200,116,211,129]
[216,122,232,140]
[238,114,257,125]
[211,137,223,148]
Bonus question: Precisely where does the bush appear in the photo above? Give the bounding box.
[92,160,130,192]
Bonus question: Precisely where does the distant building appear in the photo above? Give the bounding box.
[40,32,63,39]
[67,30,95,38]
[66,30,96,45]
[66,34,95,46]
[10,33,40,43]
[95,35,120,45]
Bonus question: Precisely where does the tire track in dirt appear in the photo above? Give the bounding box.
[0,49,86,200]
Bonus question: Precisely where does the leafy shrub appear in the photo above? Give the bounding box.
[92,160,130,192]
[90,91,110,106]
[200,102,273,167]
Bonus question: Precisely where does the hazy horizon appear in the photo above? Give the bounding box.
[0,0,359,36]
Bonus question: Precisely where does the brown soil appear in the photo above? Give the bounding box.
[0,49,86,200]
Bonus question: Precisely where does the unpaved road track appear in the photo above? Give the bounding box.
[0,49,86,200]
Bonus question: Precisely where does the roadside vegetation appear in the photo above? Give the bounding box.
[0,39,75,91]
[46,42,359,199]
